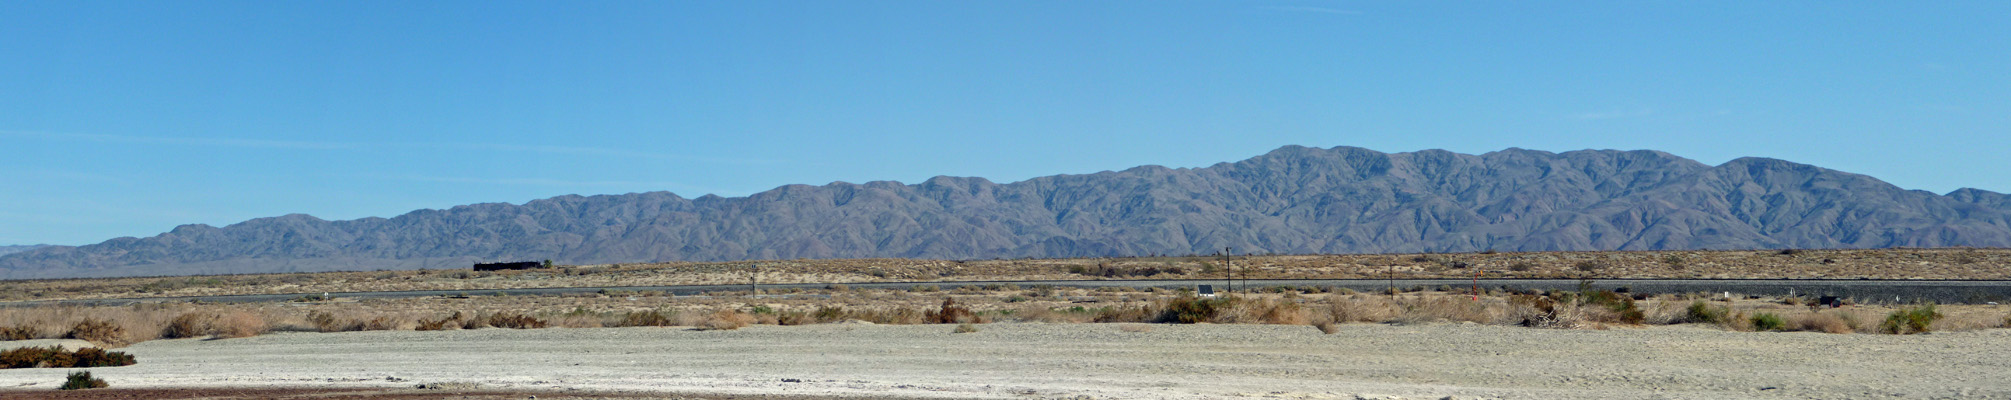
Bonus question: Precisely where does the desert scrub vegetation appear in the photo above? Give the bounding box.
[60,371,109,390]
[11,248,2011,303]
[1882,304,1943,334]
[2,287,2008,347]
[1,346,135,369]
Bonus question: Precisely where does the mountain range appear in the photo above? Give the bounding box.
[0,245,51,258]
[6,145,2010,279]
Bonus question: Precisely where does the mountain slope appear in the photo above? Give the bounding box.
[0,245,55,257]
[5,146,2009,279]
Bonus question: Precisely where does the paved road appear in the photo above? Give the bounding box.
[7,278,2011,307]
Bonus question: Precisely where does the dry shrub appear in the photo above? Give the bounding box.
[616,310,676,327]
[927,298,981,324]
[1160,295,1235,323]
[1327,295,1396,323]
[415,312,465,331]
[1221,298,1307,325]
[554,314,605,329]
[65,319,126,346]
[362,316,402,331]
[1400,296,1499,324]
[484,313,546,329]
[308,311,363,332]
[812,306,847,322]
[213,311,267,338]
[163,312,214,339]
[1092,305,1156,323]
[700,309,753,330]
[847,307,925,325]
[1793,312,1853,334]
[1,346,135,369]
[0,326,39,340]
[1930,306,2008,332]
[1508,295,1588,329]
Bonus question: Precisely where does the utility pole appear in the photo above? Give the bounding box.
[1387,260,1395,300]
[1223,247,1232,293]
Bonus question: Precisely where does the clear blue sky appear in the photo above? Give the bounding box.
[4,1,2007,246]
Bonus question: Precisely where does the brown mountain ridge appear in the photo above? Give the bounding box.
[5,145,2010,279]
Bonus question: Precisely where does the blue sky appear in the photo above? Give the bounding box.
[3,1,2007,246]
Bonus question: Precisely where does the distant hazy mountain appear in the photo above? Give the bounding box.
[0,245,55,257]
[6,146,2010,279]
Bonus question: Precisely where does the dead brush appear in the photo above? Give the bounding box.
[615,310,677,327]
[307,311,365,332]
[699,309,754,330]
[483,312,546,329]
[1398,296,1501,324]
[1792,312,1853,334]
[415,312,466,331]
[0,325,39,340]
[845,307,926,325]
[163,312,215,339]
[1325,294,1397,323]
[65,319,126,346]
[1091,305,1156,323]
[1218,298,1308,325]
[926,298,985,324]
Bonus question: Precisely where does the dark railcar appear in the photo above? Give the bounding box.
[473,261,542,271]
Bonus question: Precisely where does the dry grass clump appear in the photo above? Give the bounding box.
[1397,296,1501,324]
[415,312,465,331]
[481,312,547,329]
[616,310,678,327]
[1326,295,1398,323]
[0,325,39,340]
[1792,312,1854,334]
[700,309,754,330]
[65,319,126,346]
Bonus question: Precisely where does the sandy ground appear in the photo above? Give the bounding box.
[3,323,2009,400]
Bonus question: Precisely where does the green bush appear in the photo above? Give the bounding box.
[1158,295,1235,324]
[1750,313,1786,331]
[1685,301,1729,324]
[60,371,107,390]
[1,346,135,369]
[1882,304,1942,334]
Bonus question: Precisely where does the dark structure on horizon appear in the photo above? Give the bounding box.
[473,261,542,271]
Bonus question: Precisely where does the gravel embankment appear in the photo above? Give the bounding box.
[2,323,2008,399]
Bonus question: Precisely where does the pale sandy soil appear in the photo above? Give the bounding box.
[3,323,2008,400]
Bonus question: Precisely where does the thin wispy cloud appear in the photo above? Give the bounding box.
[3,129,773,164]
[418,142,778,165]
[1260,6,1363,15]
[385,175,742,196]
[1571,109,1656,120]
[1,129,354,150]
